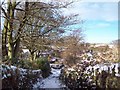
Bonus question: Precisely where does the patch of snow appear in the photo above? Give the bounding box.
[87,53,92,57]
[67,68,75,71]
[51,68,61,77]
[10,65,17,69]
[51,58,56,62]
[2,74,7,79]
[22,49,29,53]
[86,63,120,76]
[115,73,120,77]
[7,74,11,77]
[33,68,66,89]
[32,70,41,73]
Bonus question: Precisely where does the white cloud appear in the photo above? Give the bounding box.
[62,2,118,21]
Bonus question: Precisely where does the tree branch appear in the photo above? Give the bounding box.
[1,7,8,18]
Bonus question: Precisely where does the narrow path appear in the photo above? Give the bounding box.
[33,68,66,90]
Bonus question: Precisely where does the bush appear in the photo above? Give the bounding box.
[18,60,33,69]
[36,57,48,69]
[13,57,51,78]
[60,64,120,89]
[36,57,51,78]
[64,55,78,66]
[2,64,42,89]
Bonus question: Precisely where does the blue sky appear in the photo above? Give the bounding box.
[83,20,118,43]
[62,1,118,43]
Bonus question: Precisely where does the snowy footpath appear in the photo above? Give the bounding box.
[33,68,66,90]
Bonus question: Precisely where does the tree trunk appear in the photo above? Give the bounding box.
[13,38,20,59]
[13,1,29,60]
[2,19,8,58]
[7,22,13,61]
[30,51,35,61]
[7,1,16,61]
[2,0,30,63]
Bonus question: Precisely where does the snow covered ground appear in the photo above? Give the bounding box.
[2,63,66,89]
[33,68,66,89]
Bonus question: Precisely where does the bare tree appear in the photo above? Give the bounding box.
[1,0,74,63]
[61,29,84,66]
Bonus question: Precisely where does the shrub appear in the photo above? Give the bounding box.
[11,57,51,78]
[2,64,42,89]
[18,60,33,69]
[36,57,48,70]
[36,57,51,78]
